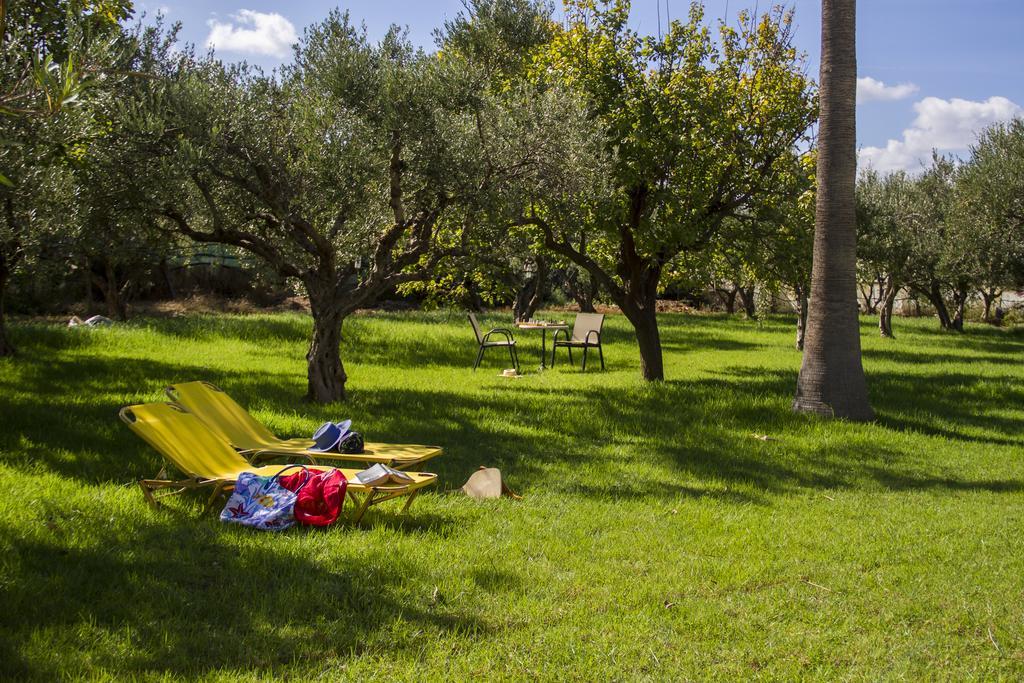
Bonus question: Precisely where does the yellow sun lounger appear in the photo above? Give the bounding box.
[164,381,443,469]
[120,403,437,523]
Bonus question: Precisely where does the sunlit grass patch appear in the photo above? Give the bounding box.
[1,311,1022,679]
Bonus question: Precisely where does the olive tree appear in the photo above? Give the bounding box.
[120,14,498,401]
[0,0,130,355]
[954,119,1024,321]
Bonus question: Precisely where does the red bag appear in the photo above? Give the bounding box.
[279,468,347,527]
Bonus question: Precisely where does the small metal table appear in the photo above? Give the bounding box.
[515,322,569,370]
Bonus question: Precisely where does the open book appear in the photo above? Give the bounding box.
[353,463,414,486]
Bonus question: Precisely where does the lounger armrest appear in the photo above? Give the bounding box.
[247,449,317,466]
[552,328,571,344]
[584,330,601,345]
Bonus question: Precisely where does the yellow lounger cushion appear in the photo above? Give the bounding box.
[164,381,442,467]
[120,403,437,495]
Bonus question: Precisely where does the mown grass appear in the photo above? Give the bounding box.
[1,309,1022,680]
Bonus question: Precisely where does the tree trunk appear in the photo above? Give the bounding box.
[94,260,129,321]
[795,285,809,351]
[0,252,13,357]
[793,0,874,421]
[872,275,885,312]
[878,274,897,338]
[950,283,969,332]
[566,268,598,313]
[623,297,663,381]
[738,285,756,319]
[980,287,1000,324]
[719,286,739,314]
[575,284,597,313]
[306,295,348,403]
[858,281,876,314]
[513,256,548,322]
[922,281,953,330]
[160,258,177,300]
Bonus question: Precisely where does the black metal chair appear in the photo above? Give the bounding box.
[551,312,605,371]
[468,313,520,372]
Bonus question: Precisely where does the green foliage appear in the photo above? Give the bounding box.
[856,146,1024,327]
[954,119,1024,288]
[529,1,814,258]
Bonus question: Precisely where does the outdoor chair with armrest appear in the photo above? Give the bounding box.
[468,312,520,372]
[551,312,605,371]
[120,402,437,523]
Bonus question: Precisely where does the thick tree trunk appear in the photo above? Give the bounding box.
[306,297,347,403]
[624,299,663,381]
[793,0,873,421]
[795,285,809,350]
[878,275,897,338]
[0,254,13,357]
[738,285,756,319]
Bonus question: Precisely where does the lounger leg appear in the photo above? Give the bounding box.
[582,346,588,371]
[351,491,376,524]
[512,344,520,373]
[550,344,556,368]
[598,343,605,370]
[568,347,573,366]
[139,480,160,508]
[507,343,517,369]
[473,346,484,371]
[205,483,228,513]
[400,490,420,514]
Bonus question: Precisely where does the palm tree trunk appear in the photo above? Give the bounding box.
[793,0,873,421]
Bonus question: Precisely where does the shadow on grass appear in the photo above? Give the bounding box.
[4,313,1023,503]
[716,364,1024,449]
[861,347,1024,366]
[0,515,487,679]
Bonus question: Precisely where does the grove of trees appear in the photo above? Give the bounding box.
[3,0,1023,403]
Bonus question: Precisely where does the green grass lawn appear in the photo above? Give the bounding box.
[1,310,1023,680]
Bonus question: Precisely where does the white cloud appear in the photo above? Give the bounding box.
[205,10,297,58]
[856,76,918,104]
[858,96,1023,173]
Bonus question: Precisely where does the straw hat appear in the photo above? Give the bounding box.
[461,467,521,500]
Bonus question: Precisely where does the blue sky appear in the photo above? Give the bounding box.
[137,0,1024,173]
